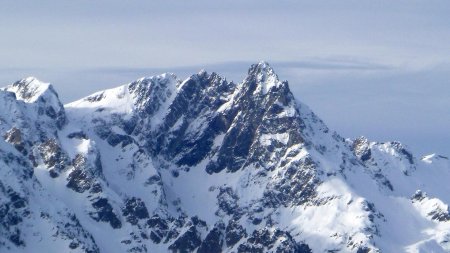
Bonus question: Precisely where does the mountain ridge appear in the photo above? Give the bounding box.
[0,62,449,253]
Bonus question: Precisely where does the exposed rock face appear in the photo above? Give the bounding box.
[122,197,150,225]
[0,62,450,253]
[353,137,372,162]
[4,127,22,145]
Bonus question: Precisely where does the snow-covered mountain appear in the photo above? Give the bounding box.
[0,62,449,253]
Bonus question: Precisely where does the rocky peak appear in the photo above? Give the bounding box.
[127,73,178,116]
[5,77,58,103]
[244,61,282,95]
[374,141,416,168]
[3,77,66,129]
[353,136,372,162]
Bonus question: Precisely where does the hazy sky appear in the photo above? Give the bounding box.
[0,0,449,156]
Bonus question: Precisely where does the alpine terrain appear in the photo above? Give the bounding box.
[0,62,449,253]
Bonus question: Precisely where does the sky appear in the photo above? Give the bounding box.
[0,0,449,156]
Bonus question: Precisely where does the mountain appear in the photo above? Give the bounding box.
[0,62,449,253]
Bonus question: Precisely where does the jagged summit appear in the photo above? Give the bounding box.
[0,76,66,130]
[1,63,450,253]
[248,61,276,75]
[3,77,58,103]
[65,72,178,118]
[245,61,282,94]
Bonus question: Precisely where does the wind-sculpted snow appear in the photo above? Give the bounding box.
[0,62,449,252]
